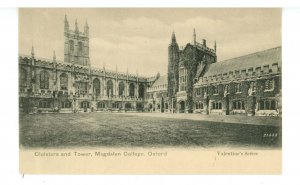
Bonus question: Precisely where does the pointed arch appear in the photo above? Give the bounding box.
[93,78,100,96]
[60,73,68,90]
[20,68,27,86]
[40,70,49,89]
[138,84,145,98]
[107,80,113,97]
[118,81,125,96]
[129,83,135,97]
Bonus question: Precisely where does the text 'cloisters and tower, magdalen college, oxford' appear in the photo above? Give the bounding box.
[19,16,282,117]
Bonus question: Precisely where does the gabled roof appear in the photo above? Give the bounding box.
[203,46,281,77]
[152,75,167,87]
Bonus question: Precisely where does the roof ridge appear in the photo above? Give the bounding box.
[219,46,281,63]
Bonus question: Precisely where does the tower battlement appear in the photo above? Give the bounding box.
[64,15,90,66]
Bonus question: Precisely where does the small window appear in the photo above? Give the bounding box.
[213,86,219,94]
[97,102,105,108]
[235,83,241,93]
[259,100,276,110]
[233,100,245,110]
[61,101,71,108]
[39,100,50,108]
[265,79,274,91]
[212,102,222,110]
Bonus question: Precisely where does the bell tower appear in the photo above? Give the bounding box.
[64,15,90,66]
[167,32,179,109]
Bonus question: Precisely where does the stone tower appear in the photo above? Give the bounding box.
[167,32,179,110]
[64,15,90,66]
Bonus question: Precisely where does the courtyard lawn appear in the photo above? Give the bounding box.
[19,113,281,148]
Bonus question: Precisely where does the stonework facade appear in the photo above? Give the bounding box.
[19,16,282,116]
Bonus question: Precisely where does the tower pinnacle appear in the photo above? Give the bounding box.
[31,46,35,58]
[214,40,217,52]
[193,28,196,45]
[75,19,79,33]
[64,14,69,32]
[53,50,56,60]
[171,31,177,43]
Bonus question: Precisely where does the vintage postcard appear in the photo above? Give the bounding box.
[19,8,282,174]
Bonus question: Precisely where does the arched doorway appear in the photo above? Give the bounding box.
[179,101,185,113]
[81,101,90,112]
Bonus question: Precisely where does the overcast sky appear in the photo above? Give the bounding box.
[19,8,281,77]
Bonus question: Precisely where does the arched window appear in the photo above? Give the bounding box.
[93,78,100,96]
[138,84,145,98]
[78,42,83,54]
[106,80,113,97]
[60,73,68,90]
[69,40,74,51]
[235,83,241,93]
[39,100,50,108]
[265,79,274,91]
[125,102,131,109]
[165,103,169,110]
[80,101,90,108]
[61,100,71,108]
[97,102,105,108]
[20,68,27,87]
[118,81,125,96]
[129,83,135,97]
[40,70,49,89]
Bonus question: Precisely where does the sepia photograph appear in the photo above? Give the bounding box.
[18,8,282,174]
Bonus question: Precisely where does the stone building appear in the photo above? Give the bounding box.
[193,47,282,116]
[19,16,147,114]
[19,16,282,116]
[148,30,281,116]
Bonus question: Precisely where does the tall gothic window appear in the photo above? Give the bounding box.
[69,40,74,51]
[93,78,100,96]
[129,83,135,97]
[138,84,145,98]
[20,68,27,87]
[179,68,187,91]
[78,42,83,54]
[40,70,49,89]
[118,81,125,96]
[107,80,113,97]
[60,73,68,90]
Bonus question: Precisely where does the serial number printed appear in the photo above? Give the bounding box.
[263,133,278,137]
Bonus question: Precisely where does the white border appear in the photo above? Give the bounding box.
[1,4,300,185]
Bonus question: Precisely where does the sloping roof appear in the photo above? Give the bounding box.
[152,75,167,87]
[203,46,281,77]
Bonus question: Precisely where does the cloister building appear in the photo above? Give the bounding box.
[19,16,282,116]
